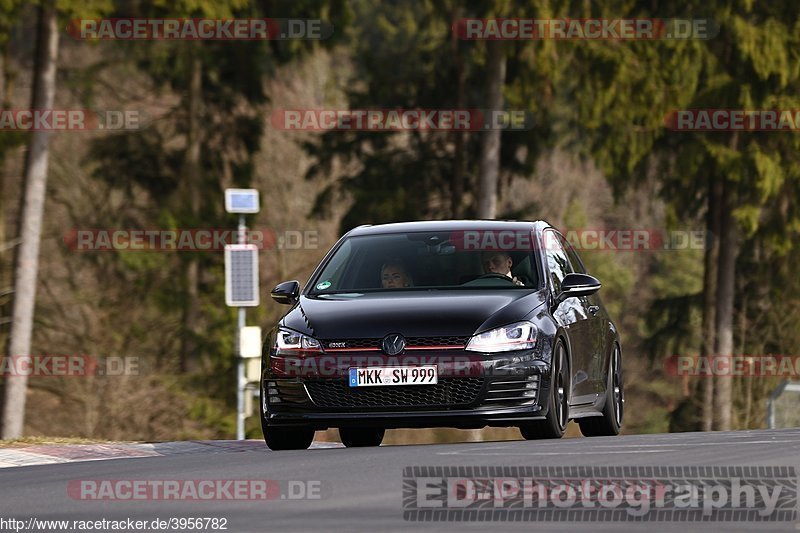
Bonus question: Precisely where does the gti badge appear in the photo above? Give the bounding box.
[381,333,406,356]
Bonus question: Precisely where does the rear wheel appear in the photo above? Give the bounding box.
[519,339,569,440]
[578,344,623,437]
[339,427,385,447]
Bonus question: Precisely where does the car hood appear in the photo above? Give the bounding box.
[280,289,547,339]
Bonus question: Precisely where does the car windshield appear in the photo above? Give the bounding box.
[309,230,540,293]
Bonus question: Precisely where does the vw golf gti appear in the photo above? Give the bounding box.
[261,220,624,450]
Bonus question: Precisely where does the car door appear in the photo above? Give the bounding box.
[560,236,609,400]
[543,229,595,405]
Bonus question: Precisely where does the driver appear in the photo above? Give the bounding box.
[482,251,524,286]
[381,261,413,288]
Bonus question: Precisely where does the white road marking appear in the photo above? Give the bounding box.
[548,440,800,448]
[438,449,671,456]
[436,438,800,456]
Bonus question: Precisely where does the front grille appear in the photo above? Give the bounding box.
[321,336,468,351]
[305,378,483,410]
[482,375,539,407]
[406,336,469,348]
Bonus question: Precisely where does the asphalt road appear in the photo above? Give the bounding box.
[2,429,800,532]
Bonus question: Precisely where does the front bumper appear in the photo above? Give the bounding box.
[261,350,553,430]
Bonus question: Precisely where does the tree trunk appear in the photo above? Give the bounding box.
[477,40,506,219]
[1,0,59,439]
[700,174,722,431]
[450,6,466,218]
[713,176,737,431]
[0,48,9,313]
[1,36,20,357]
[179,49,202,374]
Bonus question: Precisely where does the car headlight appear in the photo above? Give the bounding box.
[274,328,323,355]
[465,321,537,353]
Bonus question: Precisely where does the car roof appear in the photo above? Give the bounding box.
[345,219,551,237]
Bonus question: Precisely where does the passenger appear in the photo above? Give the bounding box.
[482,251,524,286]
[381,261,413,288]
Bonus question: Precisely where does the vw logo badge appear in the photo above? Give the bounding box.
[381,333,406,356]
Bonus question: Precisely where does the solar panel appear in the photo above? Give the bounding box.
[225,244,259,306]
[224,188,260,214]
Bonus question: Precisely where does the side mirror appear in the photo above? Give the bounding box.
[556,273,601,304]
[271,280,300,305]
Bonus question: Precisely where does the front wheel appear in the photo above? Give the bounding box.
[263,426,315,450]
[260,383,315,450]
[519,338,569,440]
[578,344,623,437]
[339,427,385,447]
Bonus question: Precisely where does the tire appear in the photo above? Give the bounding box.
[263,426,315,450]
[578,344,624,437]
[260,382,315,450]
[519,338,569,440]
[339,427,385,447]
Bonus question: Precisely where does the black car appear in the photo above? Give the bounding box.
[261,220,623,450]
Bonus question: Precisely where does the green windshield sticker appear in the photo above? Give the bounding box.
[316,280,332,290]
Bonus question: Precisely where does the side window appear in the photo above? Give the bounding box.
[543,230,573,294]
[559,234,586,274]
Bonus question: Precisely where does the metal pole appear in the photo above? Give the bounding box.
[236,214,246,440]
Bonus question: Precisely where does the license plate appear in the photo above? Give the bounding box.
[349,366,438,387]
